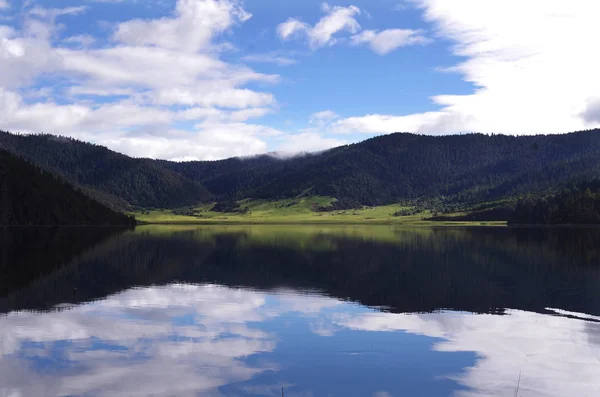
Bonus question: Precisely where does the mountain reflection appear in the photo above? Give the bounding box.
[2,225,600,315]
[1,225,600,397]
[0,226,127,298]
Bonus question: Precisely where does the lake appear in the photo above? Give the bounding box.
[1,225,600,397]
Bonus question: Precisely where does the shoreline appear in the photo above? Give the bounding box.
[135,220,508,227]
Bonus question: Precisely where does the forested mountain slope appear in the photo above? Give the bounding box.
[509,180,600,225]
[0,150,135,226]
[166,129,600,207]
[3,129,600,210]
[0,131,212,210]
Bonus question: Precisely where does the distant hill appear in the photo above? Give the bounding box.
[0,149,135,226]
[3,129,600,211]
[0,131,212,210]
[165,129,600,207]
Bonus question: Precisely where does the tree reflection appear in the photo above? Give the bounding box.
[2,226,600,316]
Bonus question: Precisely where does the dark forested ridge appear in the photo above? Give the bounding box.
[167,129,600,207]
[0,131,212,210]
[509,181,600,225]
[3,129,600,212]
[0,149,135,226]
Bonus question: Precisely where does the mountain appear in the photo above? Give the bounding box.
[0,149,135,226]
[165,129,600,207]
[0,131,212,210]
[3,129,600,211]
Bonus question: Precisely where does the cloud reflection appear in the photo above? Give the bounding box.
[0,285,305,397]
[1,284,599,397]
[332,310,600,397]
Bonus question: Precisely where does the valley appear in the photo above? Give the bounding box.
[133,197,506,226]
[2,129,600,226]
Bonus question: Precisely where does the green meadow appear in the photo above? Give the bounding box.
[133,196,506,226]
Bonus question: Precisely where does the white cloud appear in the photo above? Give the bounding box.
[277,131,347,154]
[309,109,339,129]
[0,21,61,88]
[582,97,600,124]
[310,110,338,123]
[268,110,347,154]
[277,18,310,41]
[6,0,595,160]
[331,112,472,134]
[92,122,283,161]
[336,0,600,135]
[227,107,273,122]
[351,29,431,55]
[0,1,288,160]
[28,6,88,19]
[0,0,9,10]
[63,34,96,47]
[309,3,361,48]
[277,4,361,49]
[392,3,409,11]
[56,46,236,89]
[68,86,135,97]
[100,120,288,161]
[114,0,251,53]
[0,89,171,136]
[276,4,429,55]
[153,88,275,108]
[242,52,297,66]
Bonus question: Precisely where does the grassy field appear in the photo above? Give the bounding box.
[132,197,506,226]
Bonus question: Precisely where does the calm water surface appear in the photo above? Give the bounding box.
[1,225,600,397]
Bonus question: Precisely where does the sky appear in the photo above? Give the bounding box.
[1,0,599,160]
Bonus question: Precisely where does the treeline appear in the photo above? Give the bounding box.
[4,129,600,216]
[0,150,135,226]
[211,201,249,213]
[166,129,600,208]
[0,131,212,210]
[510,183,600,225]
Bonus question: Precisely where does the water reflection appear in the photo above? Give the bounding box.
[1,225,600,397]
[1,285,279,397]
[334,309,600,397]
[0,285,472,397]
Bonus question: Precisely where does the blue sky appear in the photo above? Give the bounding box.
[1,0,599,160]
